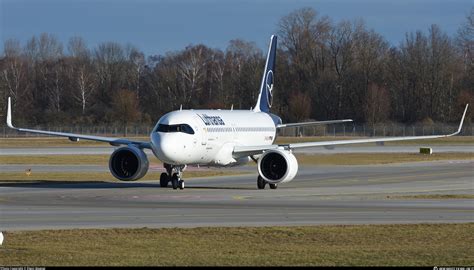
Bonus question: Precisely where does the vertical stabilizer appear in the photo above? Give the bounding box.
[254,35,277,113]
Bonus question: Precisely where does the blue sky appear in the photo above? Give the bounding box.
[1,0,472,56]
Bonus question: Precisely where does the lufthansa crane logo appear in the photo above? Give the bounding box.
[266,70,274,107]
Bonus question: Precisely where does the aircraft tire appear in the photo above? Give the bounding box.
[257,175,266,189]
[269,183,278,189]
[171,174,179,190]
[178,180,185,190]
[160,173,169,188]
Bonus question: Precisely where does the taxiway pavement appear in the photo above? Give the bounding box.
[1,160,473,231]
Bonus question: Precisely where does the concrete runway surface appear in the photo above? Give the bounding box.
[1,160,473,231]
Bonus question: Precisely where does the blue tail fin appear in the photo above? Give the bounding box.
[254,35,277,113]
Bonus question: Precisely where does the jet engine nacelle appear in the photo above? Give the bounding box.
[109,146,149,181]
[257,149,298,184]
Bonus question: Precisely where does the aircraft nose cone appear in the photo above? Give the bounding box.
[151,132,181,163]
[160,136,177,160]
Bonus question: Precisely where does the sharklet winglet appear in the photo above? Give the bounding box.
[6,97,14,129]
[455,104,469,135]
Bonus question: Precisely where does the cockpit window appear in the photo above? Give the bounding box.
[156,124,195,134]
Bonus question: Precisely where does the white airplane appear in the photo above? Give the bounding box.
[6,35,469,190]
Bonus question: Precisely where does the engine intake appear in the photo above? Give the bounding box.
[257,149,298,184]
[109,146,149,181]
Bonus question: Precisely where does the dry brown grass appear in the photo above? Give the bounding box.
[0,223,472,266]
[295,152,474,165]
[0,136,149,148]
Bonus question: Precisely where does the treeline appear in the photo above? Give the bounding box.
[1,7,472,127]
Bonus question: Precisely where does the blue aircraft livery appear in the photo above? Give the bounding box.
[256,35,277,113]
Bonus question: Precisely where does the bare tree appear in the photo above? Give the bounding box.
[278,7,332,121]
[94,42,126,105]
[2,39,28,102]
[42,59,65,112]
[68,36,89,58]
[178,45,208,106]
[352,24,389,120]
[288,90,311,122]
[126,45,145,100]
[66,37,96,114]
[329,20,355,118]
[456,8,474,122]
[73,61,96,114]
[365,83,390,124]
[210,50,226,104]
[226,39,262,108]
[38,33,63,61]
[112,89,141,134]
[457,8,474,72]
[28,34,65,113]
[427,24,457,121]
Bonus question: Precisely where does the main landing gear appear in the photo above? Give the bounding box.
[257,175,278,190]
[160,163,186,190]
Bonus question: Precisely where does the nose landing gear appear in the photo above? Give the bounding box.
[171,173,185,190]
[161,163,186,190]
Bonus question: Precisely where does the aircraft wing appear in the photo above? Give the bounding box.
[233,104,469,157]
[6,97,151,149]
[277,119,353,128]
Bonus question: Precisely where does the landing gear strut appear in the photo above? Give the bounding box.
[257,175,278,190]
[162,163,186,190]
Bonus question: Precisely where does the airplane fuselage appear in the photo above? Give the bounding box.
[7,34,467,190]
[150,109,281,166]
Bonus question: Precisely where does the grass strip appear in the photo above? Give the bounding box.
[0,155,113,165]
[0,137,149,148]
[294,153,473,165]
[0,223,473,266]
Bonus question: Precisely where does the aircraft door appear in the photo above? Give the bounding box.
[201,127,208,145]
[194,116,207,145]
[192,121,199,148]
